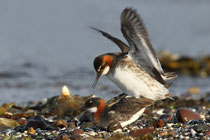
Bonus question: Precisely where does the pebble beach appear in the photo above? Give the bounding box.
[0,84,209,139]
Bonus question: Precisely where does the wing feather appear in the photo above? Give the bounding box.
[121,8,167,83]
[90,26,129,54]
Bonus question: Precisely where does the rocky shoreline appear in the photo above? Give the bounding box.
[0,86,209,140]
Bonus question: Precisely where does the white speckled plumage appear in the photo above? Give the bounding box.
[107,56,168,100]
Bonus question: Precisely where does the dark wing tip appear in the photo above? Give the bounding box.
[121,7,136,19]
[120,7,153,50]
[121,7,142,27]
[89,26,129,54]
[89,26,109,39]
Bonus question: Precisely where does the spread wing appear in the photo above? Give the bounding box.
[121,8,167,84]
[90,26,129,54]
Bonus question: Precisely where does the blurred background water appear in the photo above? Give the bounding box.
[0,0,210,104]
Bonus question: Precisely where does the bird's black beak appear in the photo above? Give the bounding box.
[92,72,102,88]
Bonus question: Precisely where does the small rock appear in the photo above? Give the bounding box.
[190,128,197,137]
[187,119,204,124]
[168,130,176,136]
[0,118,19,128]
[156,109,164,115]
[160,131,168,136]
[55,119,68,129]
[155,119,165,128]
[26,116,48,129]
[176,108,201,123]
[56,133,69,140]
[4,129,15,135]
[60,85,71,98]
[71,129,84,136]
[160,115,173,122]
[28,127,36,134]
[68,122,76,130]
[70,135,82,140]
[205,129,210,136]
[18,117,27,125]
[129,127,154,137]
[193,124,209,133]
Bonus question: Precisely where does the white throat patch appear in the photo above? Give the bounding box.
[102,66,110,75]
[87,107,97,113]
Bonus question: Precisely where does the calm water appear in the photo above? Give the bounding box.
[0,0,210,104]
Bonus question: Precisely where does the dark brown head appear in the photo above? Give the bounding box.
[92,54,114,88]
[84,97,101,112]
[84,97,106,123]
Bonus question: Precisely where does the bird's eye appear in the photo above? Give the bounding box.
[97,66,102,72]
[88,100,94,105]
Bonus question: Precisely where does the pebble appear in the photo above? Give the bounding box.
[86,131,97,136]
[193,124,209,133]
[129,127,154,137]
[26,116,48,129]
[160,131,168,136]
[56,133,69,140]
[28,127,36,135]
[176,108,202,123]
[4,129,15,135]
[155,119,165,128]
[168,130,176,136]
[70,135,82,140]
[18,117,27,125]
[71,129,84,136]
[190,128,196,137]
[56,119,68,129]
[205,129,210,136]
[68,122,76,130]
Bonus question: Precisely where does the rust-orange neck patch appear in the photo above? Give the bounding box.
[93,99,106,123]
[102,55,113,67]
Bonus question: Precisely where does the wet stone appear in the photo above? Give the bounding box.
[70,135,82,140]
[56,133,69,140]
[26,116,49,130]
[129,127,154,137]
[68,122,76,130]
[193,124,209,133]
[55,119,68,129]
[205,129,210,136]
[160,131,168,136]
[155,119,165,128]
[28,127,36,134]
[18,117,27,125]
[71,129,84,136]
[176,108,202,123]
[187,119,204,124]
[160,115,173,122]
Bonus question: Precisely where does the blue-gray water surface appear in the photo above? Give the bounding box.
[0,0,210,104]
